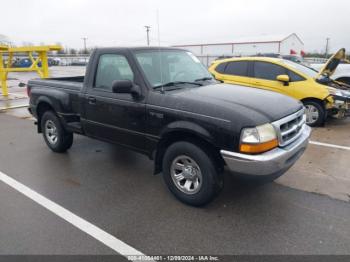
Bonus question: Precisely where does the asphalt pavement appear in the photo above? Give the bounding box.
[0,114,350,255]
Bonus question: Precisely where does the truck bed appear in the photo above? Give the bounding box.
[28,76,84,91]
[28,76,85,129]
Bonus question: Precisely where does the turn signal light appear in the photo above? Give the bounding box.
[240,139,278,154]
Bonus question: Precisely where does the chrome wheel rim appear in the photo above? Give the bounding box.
[170,155,202,195]
[305,105,319,125]
[45,120,58,145]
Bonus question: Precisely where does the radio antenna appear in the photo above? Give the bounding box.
[157,9,164,94]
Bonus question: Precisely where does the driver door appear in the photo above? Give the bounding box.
[251,61,289,95]
[83,52,147,152]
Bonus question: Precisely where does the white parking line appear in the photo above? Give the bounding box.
[0,171,147,259]
[0,104,29,111]
[310,140,350,151]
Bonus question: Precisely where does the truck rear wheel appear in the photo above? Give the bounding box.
[162,141,223,206]
[41,111,73,153]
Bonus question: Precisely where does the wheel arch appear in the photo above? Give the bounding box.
[153,127,224,175]
[36,99,55,133]
[301,97,327,126]
[301,97,326,107]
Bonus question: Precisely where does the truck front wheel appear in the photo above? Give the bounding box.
[41,111,73,153]
[162,141,223,206]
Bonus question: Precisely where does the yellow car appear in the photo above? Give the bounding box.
[209,49,350,126]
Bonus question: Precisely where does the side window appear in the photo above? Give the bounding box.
[253,61,286,81]
[288,70,305,82]
[94,54,134,90]
[224,61,249,77]
[215,62,227,73]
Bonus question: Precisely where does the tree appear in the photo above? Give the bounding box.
[69,48,77,55]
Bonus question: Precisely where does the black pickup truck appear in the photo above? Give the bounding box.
[28,47,311,206]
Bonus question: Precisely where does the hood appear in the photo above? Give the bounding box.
[317,48,346,78]
[154,84,303,127]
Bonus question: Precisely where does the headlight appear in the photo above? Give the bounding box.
[328,87,344,97]
[240,123,278,154]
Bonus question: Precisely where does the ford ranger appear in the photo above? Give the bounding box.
[27,47,311,206]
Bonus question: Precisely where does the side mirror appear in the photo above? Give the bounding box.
[276,74,290,86]
[112,80,141,98]
[112,80,133,93]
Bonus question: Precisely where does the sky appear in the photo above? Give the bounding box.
[1,0,349,53]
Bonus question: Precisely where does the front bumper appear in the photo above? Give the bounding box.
[338,104,350,117]
[328,95,350,118]
[220,125,311,177]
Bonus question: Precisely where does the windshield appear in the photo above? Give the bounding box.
[134,50,212,88]
[282,59,319,78]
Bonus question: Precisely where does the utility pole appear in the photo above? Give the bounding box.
[145,26,151,46]
[325,37,330,58]
[81,37,88,54]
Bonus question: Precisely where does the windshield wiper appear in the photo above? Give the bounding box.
[195,77,213,82]
[153,81,203,90]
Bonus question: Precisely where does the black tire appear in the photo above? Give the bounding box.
[162,141,223,206]
[303,101,325,127]
[41,111,73,153]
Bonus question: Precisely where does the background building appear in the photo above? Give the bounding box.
[174,33,304,66]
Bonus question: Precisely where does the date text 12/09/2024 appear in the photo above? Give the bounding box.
[127,255,220,261]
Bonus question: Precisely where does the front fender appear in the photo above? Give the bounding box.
[153,121,218,175]
[160,120,215,144]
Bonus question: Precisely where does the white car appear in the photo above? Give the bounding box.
[312,63,350,86]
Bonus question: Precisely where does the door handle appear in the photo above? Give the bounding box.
[88,96,96,104]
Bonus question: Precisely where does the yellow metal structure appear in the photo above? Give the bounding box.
[0,45,62,96]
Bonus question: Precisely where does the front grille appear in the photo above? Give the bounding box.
[272,109,306,147]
